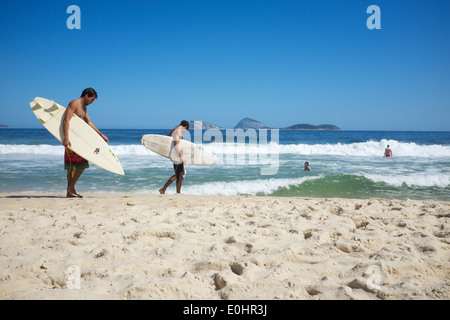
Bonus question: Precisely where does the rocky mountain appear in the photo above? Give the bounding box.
[234,118,270,130]
[0,124,10,129]
[188,121,223,130]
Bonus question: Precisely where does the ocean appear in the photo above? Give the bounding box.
[0,128,449,201]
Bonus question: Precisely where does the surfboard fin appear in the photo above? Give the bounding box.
[30,101,38,110]
[30,98,62,124]
[29,101,46,124]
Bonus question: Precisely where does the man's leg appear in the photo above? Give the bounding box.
[175,171,183,194]
[159,175,176,194]
[67,168,85,197]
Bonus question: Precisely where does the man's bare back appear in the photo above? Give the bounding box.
[384,145,392,158]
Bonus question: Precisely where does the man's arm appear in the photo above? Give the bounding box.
[84,112,109,142]
[63,103,76,147]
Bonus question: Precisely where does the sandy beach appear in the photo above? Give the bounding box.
[0,193,448,300]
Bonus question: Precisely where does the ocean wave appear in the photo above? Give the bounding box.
[181,174,449,197]
[1,139,450,158]
[224,139,450,157]
[0,144,154,156]
[182,177,319,196]
[0,144,65,155]
[361,172,450,188]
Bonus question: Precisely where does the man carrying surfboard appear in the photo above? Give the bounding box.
[159,120,190,194]
[62,88,108,198]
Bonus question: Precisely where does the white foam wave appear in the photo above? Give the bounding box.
[191,139,450,158]
[112,145,156,156]
[0,144,154,156]
[181,172,449,196]
[1,139,449,158]
[362,172,450,188]
[0,144,64,155]
[273,139,450,157]
[182,176,318,196]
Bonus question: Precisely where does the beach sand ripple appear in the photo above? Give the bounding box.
[0,194,449,300]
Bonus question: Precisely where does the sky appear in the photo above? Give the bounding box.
[1,0,449,130]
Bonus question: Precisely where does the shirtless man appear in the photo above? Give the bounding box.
[63,88,108,197]
[384,145,393,158]
[159,120,190,194]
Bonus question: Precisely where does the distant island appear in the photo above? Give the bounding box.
[233,118,340,130]
[187,118,340,130]
[188,121,223,130]
[0,124,10,129]
[234,118,270,130]
[282,124,341,130]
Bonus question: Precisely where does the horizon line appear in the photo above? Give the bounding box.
[2,127,450,133]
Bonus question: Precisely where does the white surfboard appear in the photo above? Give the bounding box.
[141,134,221,166]
[29,97,125,175]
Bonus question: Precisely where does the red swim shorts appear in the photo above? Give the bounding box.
[64,148,89,170]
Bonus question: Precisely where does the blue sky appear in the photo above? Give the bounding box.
[1,0,449,130]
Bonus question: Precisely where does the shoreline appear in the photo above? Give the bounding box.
[0,193,449,299]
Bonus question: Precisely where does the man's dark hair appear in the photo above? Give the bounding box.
[81,88,98,98]
[180,120,189,130]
